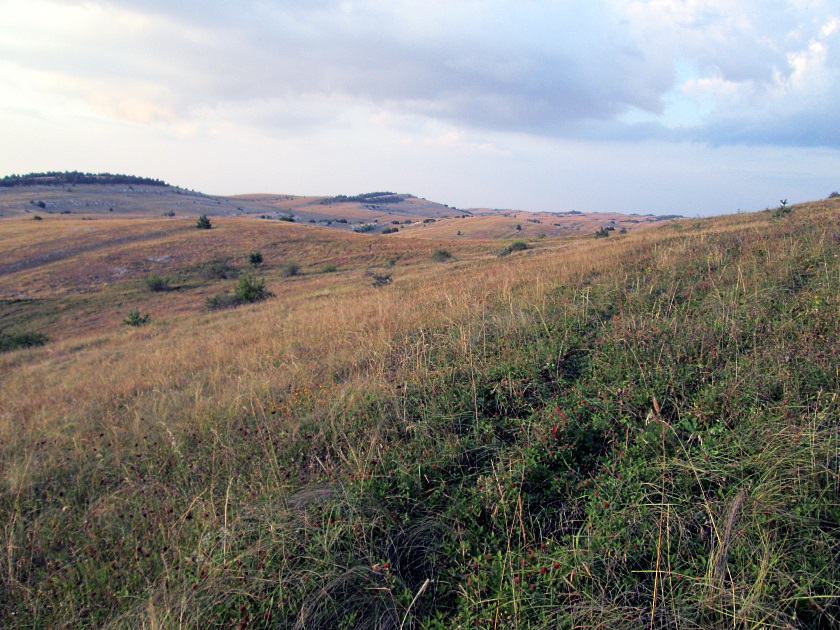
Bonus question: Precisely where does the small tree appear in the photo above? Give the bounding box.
[196,214,212,229]
[234,273,271,303]
[249,251,263,267]
[124,309,151,326]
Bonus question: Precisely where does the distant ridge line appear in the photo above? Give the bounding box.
[0,171,169,188]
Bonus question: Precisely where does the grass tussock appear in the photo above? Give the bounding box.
[0,203,839,627]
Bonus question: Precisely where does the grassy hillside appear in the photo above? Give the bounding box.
[1,198,838,628]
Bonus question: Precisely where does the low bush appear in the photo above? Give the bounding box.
[499,240,529,256]
[144,275,171,292]
[370,272,392,287]
[381,227,399,234]
[123,310,150,326]
[234,274,271,303]
[248,251,263,267]
[206,274,273,310]
[196,214,212,229]
[431,249,453,262]
[199,259,238,280]
[0,330,47,352]
[320,264,338,273]
[281,262,301,277]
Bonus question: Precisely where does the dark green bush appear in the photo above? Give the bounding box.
[234,274,271,303]
[206,274,272,310]
[431,249,453,262]
[249,251,263,267]
[370,273,392,287]
[499,240,529,256]
[281,262,301,277]
[144,275,171,292]
[0,330,47,352]
[123,310,150,326]
[200,259,238,280]
[196,214,212,229]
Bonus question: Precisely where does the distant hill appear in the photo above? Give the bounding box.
[0,171,168,188]
[0,171,681,236]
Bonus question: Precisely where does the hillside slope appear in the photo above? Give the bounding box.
[1,198,838,627]
[1,171,679,238]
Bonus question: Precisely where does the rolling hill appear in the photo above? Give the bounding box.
[0,177,838,628]
[0,171,679,238]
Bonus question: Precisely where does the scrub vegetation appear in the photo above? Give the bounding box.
[0,199,838,628]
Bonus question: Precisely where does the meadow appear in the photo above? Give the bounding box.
[1,199,838,628]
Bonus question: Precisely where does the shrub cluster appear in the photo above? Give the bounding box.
[499,240,529,256]
[0,329,47,352]
[206,274,273,310]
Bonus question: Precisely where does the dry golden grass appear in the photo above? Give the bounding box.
[0,214,638,447]
[2,198,838,627]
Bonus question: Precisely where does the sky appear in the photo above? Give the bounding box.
[1,1,839,216]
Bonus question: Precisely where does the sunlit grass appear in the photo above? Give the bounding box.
[1,200,839,627]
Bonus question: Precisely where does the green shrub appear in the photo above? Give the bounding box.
[144,275,171,292]
[353,223,376,233]
[200,259,237,280]
[234,274,272,303]
[123,310,150,326]
[594,227,611,238]
[196,214,212,229]
[277,215,295,222]
[320,264,338,273]
[773,199,792,218]
[499,240,529,256]
[281,262,301,277]
[370,272,392,287]
[431,249,453,262]
[382,226,399,234]
[0,330,47,352]
[32,214,42,221]
[248,251,263,267]
[206,274,272,310]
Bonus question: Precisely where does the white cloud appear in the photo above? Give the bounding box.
[1,0,839,215]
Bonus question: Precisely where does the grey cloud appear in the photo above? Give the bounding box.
[7,0,840,146]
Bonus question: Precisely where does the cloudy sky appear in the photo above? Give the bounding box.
[2,1,839,216]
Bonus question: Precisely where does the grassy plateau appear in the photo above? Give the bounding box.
[0,197,839,628]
